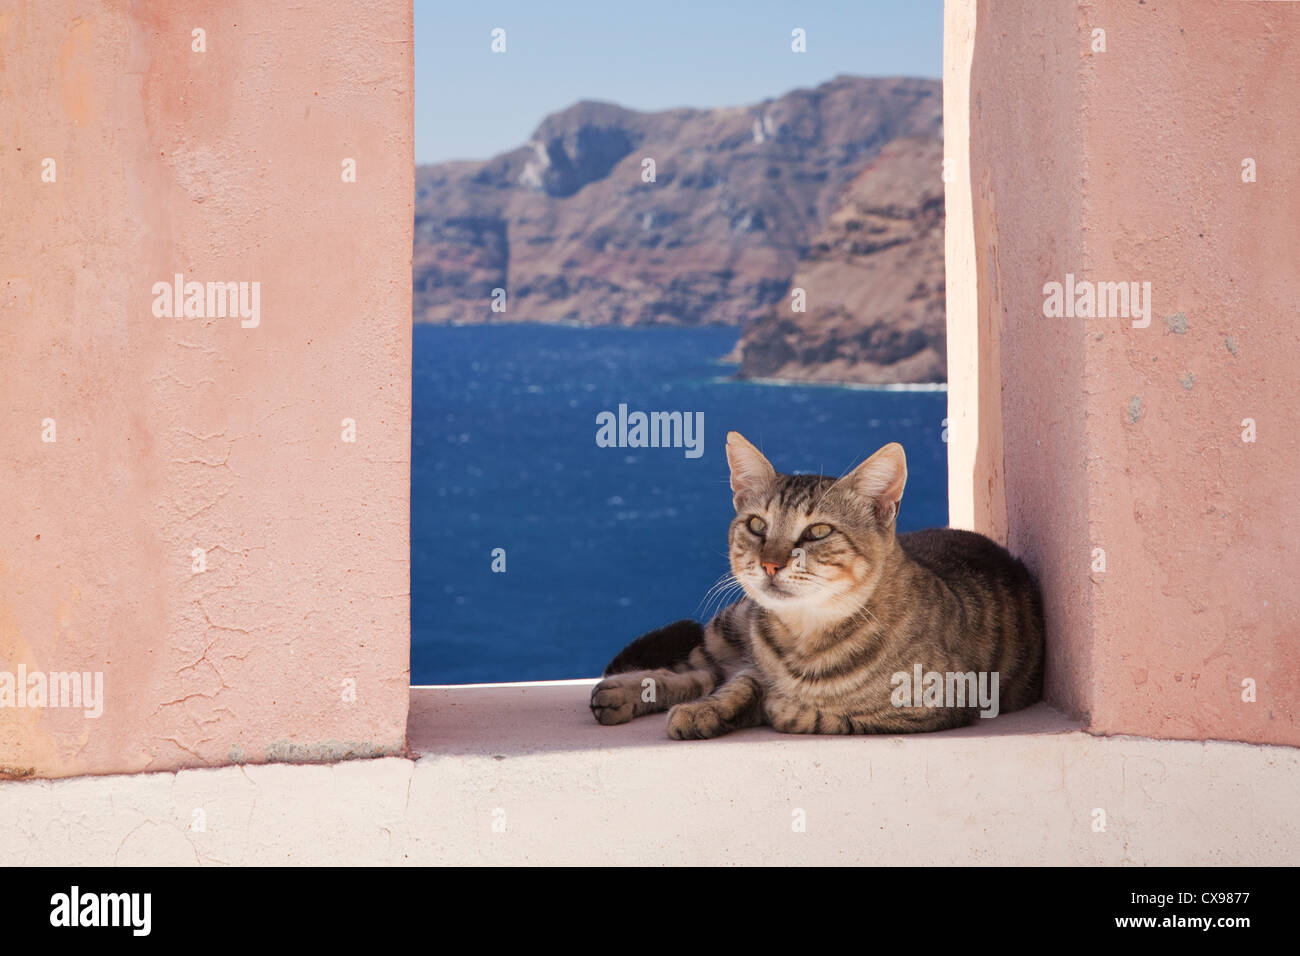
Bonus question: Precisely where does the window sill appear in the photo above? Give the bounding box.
[2,682,1296,865]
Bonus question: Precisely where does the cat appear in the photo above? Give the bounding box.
[590,431,1044,738]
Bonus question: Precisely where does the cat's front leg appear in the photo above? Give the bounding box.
[590,667,715,725]
[667,670,765,739]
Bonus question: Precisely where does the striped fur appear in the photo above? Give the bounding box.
[590,433,1045,738]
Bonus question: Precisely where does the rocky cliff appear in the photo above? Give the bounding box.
[413,75,944,382]
[731,135,946,384]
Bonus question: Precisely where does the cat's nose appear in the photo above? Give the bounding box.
[762,561,783,577]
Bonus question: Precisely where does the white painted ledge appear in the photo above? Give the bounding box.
[2,682,1297,865]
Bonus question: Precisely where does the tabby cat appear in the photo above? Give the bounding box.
[590,432,1044,738]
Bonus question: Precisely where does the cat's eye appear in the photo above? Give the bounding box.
[746,516,767,536]
[806,523,833,540]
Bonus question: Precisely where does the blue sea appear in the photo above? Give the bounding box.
[411,324,947,684]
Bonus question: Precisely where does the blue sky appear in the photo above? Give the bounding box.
[415,0,942,164]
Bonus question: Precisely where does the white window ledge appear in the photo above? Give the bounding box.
[2,681,1297,865]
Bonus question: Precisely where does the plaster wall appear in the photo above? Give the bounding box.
[0,0,414,778]
[946,0,1299,744]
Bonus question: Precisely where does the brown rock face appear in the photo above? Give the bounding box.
[732,135,947,384]
[414,76,942,339]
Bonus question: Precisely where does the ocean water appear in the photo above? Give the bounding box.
[411,323,947,684]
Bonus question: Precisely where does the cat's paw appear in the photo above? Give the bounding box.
[589,676,639,725]
[667,700,728,740]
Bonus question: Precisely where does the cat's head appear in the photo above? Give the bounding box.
[725,431,906,621]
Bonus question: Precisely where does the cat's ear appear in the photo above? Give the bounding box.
[843,442,907,526]
[726,431,775,509]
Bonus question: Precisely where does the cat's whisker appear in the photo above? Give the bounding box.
[700,586,745,623]
[810,457,860,514]
[708,585,744,615]
[696,578,738,612]
[794,575,879,628]
[694,571,744,619]
[693,575,733,616]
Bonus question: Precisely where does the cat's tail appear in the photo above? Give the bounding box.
[601,619,704,676]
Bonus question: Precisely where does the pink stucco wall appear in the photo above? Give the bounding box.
[947,0,1299,746]
[0,1,413,777]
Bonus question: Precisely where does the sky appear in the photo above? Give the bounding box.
[415,0,943,165]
